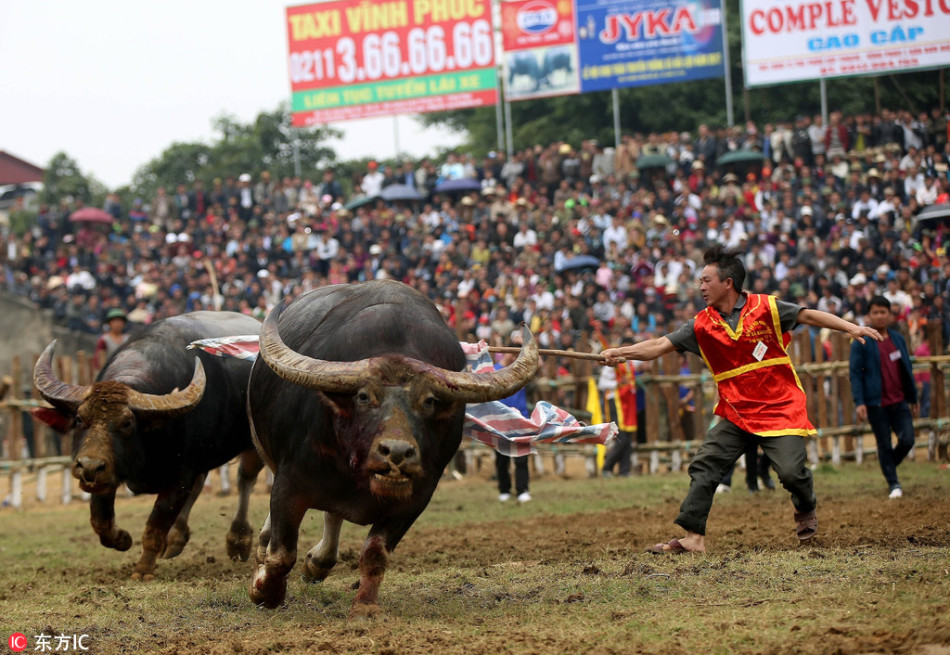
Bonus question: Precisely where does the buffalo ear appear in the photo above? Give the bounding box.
[433,401,463,421]
[32,407,73,434]
[134,413,170,432]
[316,391,349,418]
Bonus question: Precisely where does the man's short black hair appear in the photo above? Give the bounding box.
[703,244,746,292]
[868,295,891,311]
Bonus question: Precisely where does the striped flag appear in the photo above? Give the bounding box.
[187,335,260,361]
[188,337,617,454]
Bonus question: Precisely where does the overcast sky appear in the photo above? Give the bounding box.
[0,0,463,189]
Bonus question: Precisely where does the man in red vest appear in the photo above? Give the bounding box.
[602,245,883,554]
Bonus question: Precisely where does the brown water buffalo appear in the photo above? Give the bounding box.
[33,311,264,580]
[246,280,538,616]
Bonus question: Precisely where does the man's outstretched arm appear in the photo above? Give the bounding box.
[602,336,677,366]
[796,309,884,344]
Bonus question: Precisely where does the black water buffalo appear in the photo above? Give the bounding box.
[508,51,543,91]
[543,48,573,85]
[247,280,538,616]
[33,311,264,580]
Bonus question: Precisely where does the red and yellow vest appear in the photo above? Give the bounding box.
[694,294,815,437]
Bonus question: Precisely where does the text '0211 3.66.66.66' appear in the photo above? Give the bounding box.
[288,20,493,85]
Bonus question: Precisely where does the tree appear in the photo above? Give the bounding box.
[130,104,340,201]
[41,152,105,207]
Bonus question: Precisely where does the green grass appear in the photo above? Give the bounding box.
[1,461,949,654]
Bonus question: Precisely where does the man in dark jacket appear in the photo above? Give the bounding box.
[849,296,918,499]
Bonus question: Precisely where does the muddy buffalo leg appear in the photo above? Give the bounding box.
[90,488,132,551]
[227,450,265,561]
[255,512,272,565]
[249,476,307,608]
[131,480,200,580]
[349,519,415,618]
[302,512,343,582]
[163,473,207,559]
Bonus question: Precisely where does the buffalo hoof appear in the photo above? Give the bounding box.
[226,520,254,562]
[102,529,133,552]
[163,525,191,559]
[249,566,286,609]
[130,571,155,582]
[301,552,334,583]
[348,602,382,621]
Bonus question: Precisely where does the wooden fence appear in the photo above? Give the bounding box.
[0,351,97,509]
[3,321,949,509]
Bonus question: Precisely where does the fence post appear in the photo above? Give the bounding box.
[926,321,946,461]
[644,360,660,445]
[660,352,683,442]
[61,467,72,505]
[36,466,47,503]
[6,358,24,508]
[58,355,73,459]
[532,453,545,476]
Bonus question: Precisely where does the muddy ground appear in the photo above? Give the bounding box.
[3,460,950,654]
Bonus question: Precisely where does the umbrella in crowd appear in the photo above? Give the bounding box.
[434,177,483,193]
[716,149,766,166]
[68,207,114,224]
[636,153,673,169]
[343,194,380,211]
[914,203,950,224]
[380,184,426,202]
[556,255,601,273]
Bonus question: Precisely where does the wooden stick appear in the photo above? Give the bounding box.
[203,260,222,311]
[488,346,606,362]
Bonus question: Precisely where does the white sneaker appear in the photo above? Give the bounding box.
[715,483,731,494]
[517,492,532,503]
[888,487,903,499]
[498,493,511,502]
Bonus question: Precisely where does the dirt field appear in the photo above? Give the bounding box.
[2,458,949,654]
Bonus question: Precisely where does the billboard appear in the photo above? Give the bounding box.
[286,0,498,125]
[742,0,950,86]
[574,0,726,93]
[501,0,581,100]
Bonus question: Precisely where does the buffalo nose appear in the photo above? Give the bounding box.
[75,456,107,482]
[376,440,417,467]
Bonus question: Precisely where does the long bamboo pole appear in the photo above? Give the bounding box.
[488,346,605,362]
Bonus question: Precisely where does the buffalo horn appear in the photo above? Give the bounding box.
[259,301,375,392]
[33,340,90,410]
[414,324,539,404]
[126,358,207,415]
[261,302,539,402]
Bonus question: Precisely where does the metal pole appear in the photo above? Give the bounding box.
[612,88,621,148]
[293,133,301,178]
[504,97,514,160]
[393,116,401,159]
[820,79,828,127]
[495,67,505,153]
[720,0,734,127]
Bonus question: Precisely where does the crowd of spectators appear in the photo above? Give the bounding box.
[3,108,950,370]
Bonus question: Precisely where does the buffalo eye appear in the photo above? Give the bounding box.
[120,417,134,432]
[421,395,437,413]
[356,390,371,406]
[74,415,84,430]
